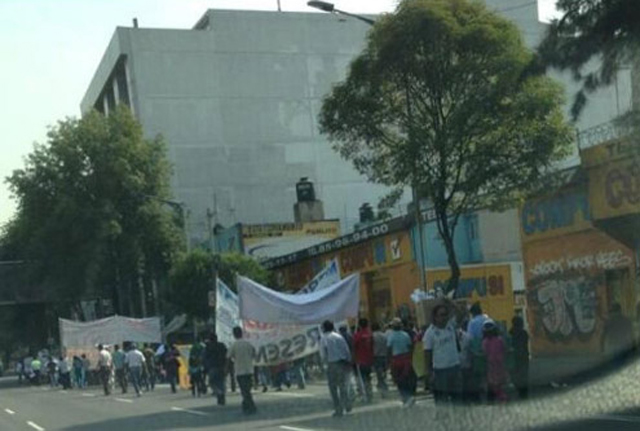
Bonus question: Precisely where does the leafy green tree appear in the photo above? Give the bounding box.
[4,106,182,317]
[167,250,270,322]
[537,0,640,119]
[319,0,572,293]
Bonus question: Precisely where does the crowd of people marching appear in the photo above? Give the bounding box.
[14,299,529,419]
[318,298,530,417]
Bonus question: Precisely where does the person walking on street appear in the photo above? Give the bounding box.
[372,323,389,396]
[257,366,270,393]
[16,359,23,385]
[483,320,508,403]
[321,320,353,417]
[387,317,416,407]
[81,354,90,388]
[58,355,72,390]
[142,344,156,391]
[31,356,42,385]
[112,344,128,394]
[97,344,113,396]
[188,353,204,397]
[72,356,83,389]
[272,362,291,391]
[467,303,489,341]
[46,356,58,387]
[125,343,146,397]
[291,358,306,389]
[190,338,207,395]
[163,345,181,394]
[338,325,358,400]
[509,316,530,400]
[353,318,374,403]
[466,302,489,402]
[204,334,228,405]
[423,303,462,407]
[227,326,257,415]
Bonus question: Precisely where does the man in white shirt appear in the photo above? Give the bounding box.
[320,320,352,417]
[227,326,257,415]
[97,344,113,396]
[58,355,71,390]
[423,302,462,406]
[125,343,146,397]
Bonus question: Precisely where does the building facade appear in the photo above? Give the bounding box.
[263,217,420,324]
[520,170,637,361]
[81,9,404,245]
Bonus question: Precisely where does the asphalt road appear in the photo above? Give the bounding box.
[2,359,640,431]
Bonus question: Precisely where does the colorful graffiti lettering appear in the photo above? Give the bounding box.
[531,275,598,340]
[521,191,590,235]
[605,160,640,208]
[529,250,632,277]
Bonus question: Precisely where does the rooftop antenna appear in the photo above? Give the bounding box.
[277,0,282,11]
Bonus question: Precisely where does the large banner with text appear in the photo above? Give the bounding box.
[216,259,342,365]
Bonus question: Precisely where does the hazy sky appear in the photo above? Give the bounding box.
[0,0,559,228]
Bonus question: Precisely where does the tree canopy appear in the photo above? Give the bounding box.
[167,250,271,322]
[538,0,640,119]
[320,0,572,292]
[4,106,182,317]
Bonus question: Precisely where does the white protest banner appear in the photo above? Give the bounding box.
[243,259,341,365]
[215,278,241,347]
[59,316,162,348]
[215,259,343,365]
[296,259,340,295]
[238,273,360,324]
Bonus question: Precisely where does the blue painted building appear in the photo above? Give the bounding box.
[411,212,483,270]
[411,206,523,279]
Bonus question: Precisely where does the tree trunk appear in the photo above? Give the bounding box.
[442,232,461,297]
[437,211,461,297]
[137,259,147,318]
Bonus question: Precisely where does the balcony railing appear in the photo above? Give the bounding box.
[577,120,633,150]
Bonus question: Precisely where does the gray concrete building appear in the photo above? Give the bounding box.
[81,9,397,246]
[81,3,631,249]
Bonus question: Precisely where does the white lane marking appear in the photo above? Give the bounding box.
[266,392,315,398]
[81,393,96,397]
[593,415,640,424]
[4,409,15,415]
[27,421,46,431]
[170,407,208,416]
[280,426,315,431]
[114,398,134,404]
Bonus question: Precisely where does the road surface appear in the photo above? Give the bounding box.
[2,359,640,431]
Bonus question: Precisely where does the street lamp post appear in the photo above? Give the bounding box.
[307,1,376,25]
[307,1,428,292]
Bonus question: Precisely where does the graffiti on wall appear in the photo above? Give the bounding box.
[528,249,632,278]
[530,274,599,340]
[589,157,640,220]
[604,159,640,209]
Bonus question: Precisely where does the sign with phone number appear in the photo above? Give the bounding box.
[263,216,409,269]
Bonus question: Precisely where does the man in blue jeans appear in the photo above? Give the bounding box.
[125,343,146,397]
[321,320,353,417]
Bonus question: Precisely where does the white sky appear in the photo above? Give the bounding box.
[0,0,559,228]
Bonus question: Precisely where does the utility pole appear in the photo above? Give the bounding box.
[206,207,215,253]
